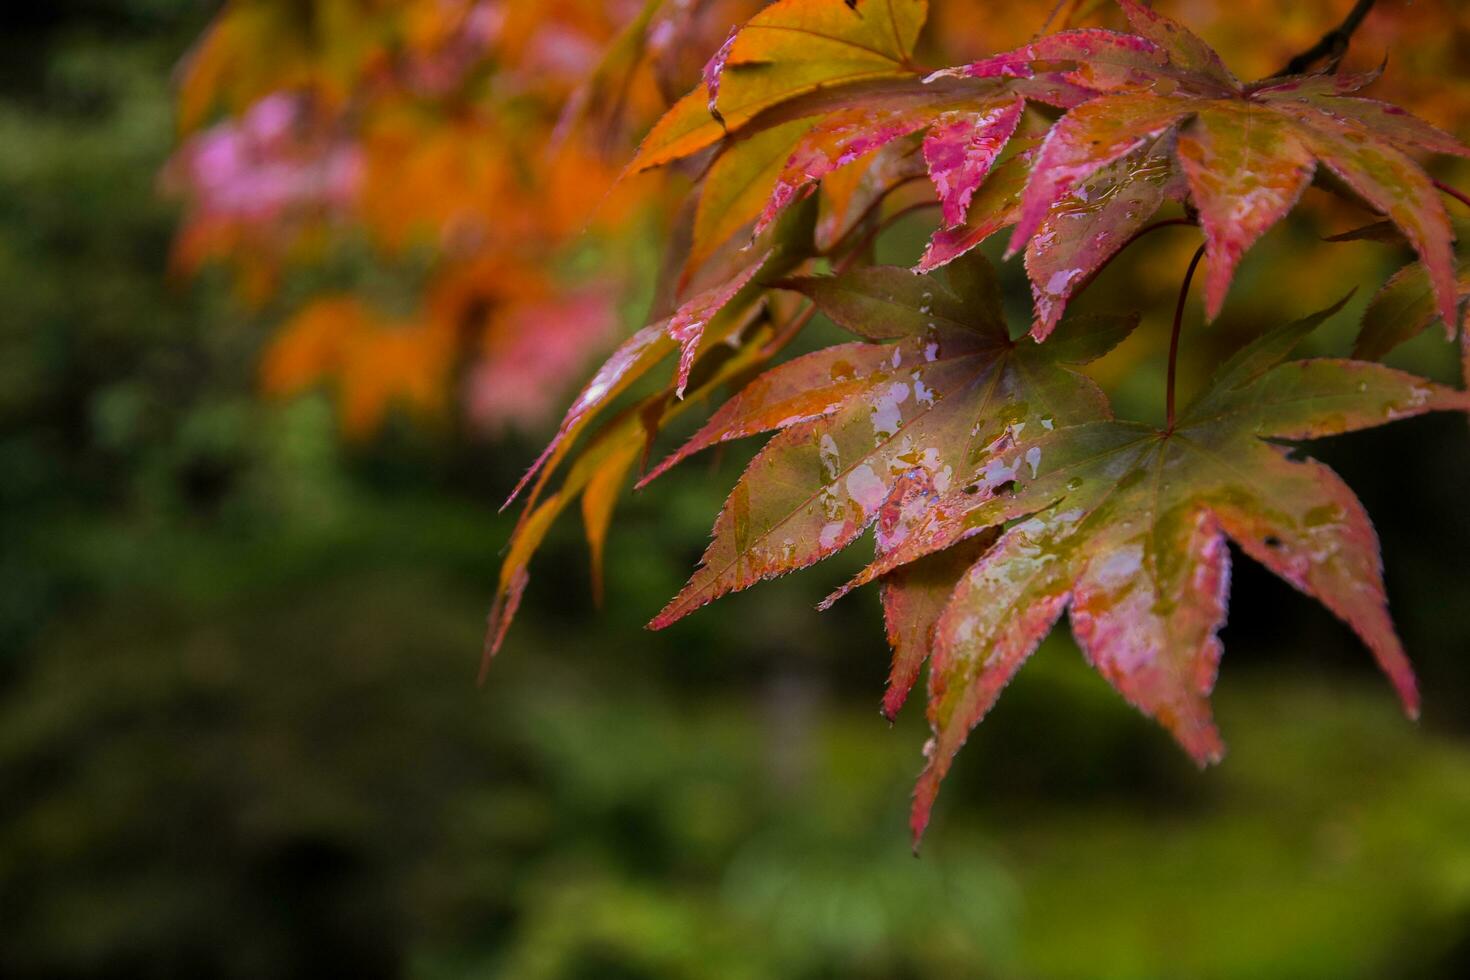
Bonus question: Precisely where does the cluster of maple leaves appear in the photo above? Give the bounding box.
[487,0,1470,843]
[165,0,763,435]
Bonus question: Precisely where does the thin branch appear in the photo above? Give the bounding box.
[836,199,943,270]
[1274,0,1377,77]
[758,301,819,357]
[1434,178,1470,212]
[1166,244,1207,433]
[819,174,926,258]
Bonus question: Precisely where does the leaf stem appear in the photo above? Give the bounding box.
[758,301,819,357]
[1274,0,1377,77]
[844,200,943,262]
[1434,178,1470,211]
[821,174,927,258]
[1166,244,1207,433]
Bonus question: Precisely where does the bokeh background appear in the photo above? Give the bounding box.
[3,1,1470,977]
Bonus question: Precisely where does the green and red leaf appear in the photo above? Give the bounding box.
[817,302,1469,843]
[1176,102,1315,319]
[922,97,1026,227]
[989,1,1468,325]
[645,253,1133,636]
[1024,135,1187,336]
[630,0,928,172]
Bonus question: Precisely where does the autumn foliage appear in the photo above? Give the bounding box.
[166,0,762,434]
[172,0,1470,844]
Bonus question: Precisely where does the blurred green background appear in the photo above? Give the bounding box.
[5,3,1470,978]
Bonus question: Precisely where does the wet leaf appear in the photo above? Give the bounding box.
[1008,91,1197,258]
[922,97,1026,228]
[503,226,797,513]
[487,409,646,673]
[821,301,1469,842]
[754,103,949,236]
[743,83,1059,246]
[1176,102,1316,319]
[501,320,673,512]
[878,531,994,722]
[815,136,929,253]
[988,1,1469,326]
[927,27,1171,94]
[488,276,808,661]
[1115,0,1236,90]
[644,251,1136,643]
[916,141,1035,272]
[1024,134,1188,337]
[670,248,772,398]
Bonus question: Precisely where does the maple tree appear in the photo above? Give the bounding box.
[167,1,1470,844]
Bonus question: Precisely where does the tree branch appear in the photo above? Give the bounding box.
[1274,0,1377,77]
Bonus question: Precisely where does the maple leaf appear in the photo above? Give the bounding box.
[1353,255,1470,393]
[680,76,1043,273]
[1353,258,1470,361]
[911,126,1194,344]
[815,298,1470,842]
[813,134,931,253]
[642,253,1138,640]
[951,0,1470,330]
[629,0,930,173]
[690,119,816,275]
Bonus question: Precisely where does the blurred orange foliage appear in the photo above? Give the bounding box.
[166,0,758,435]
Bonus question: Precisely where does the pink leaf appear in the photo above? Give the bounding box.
[639,342,895,487]
[755,105,940,236]
[1177,103,1316,320]
[703,26,739,123]
[1008,93,1193,256]
[671,248,771,398]
[1277,102,1459,330]
[928,28,1166,91]
[922,97,1025,227]
[1024,137,1187,336]
[1115,0,1238,92]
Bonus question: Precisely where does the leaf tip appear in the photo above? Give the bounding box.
[1183,725,1226,768]
[909,773,938,851]
[646,595,689,631]
[1391,667,1422,721]
[879,697,901,726]
[480,568,529,684]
